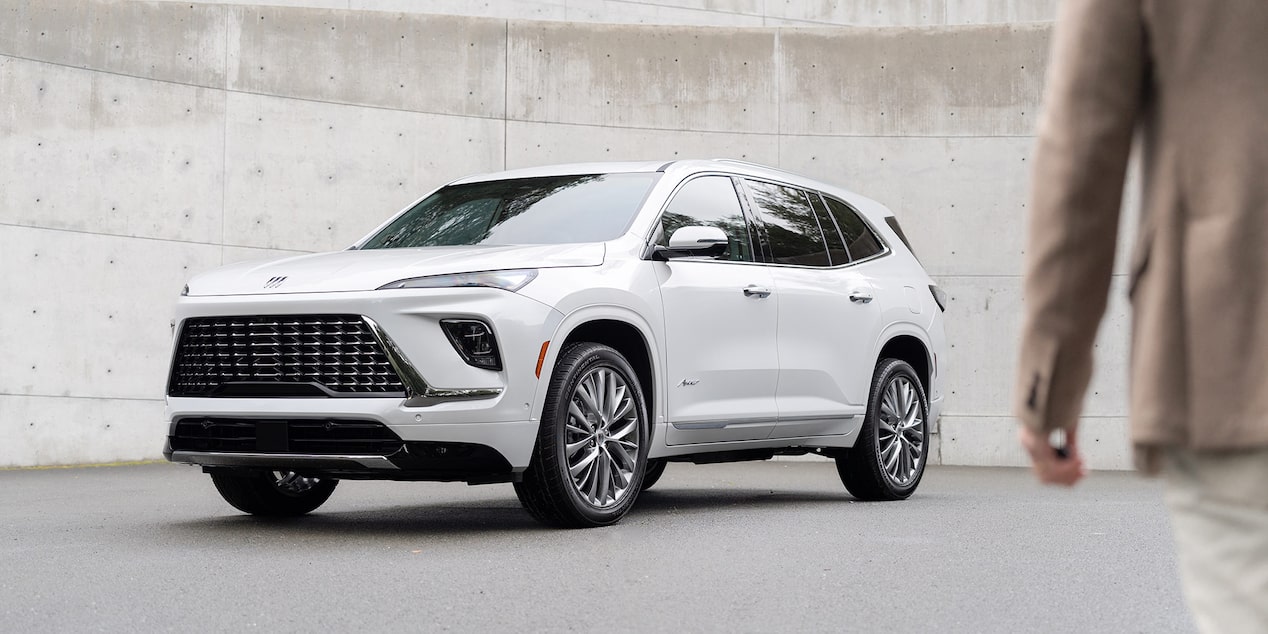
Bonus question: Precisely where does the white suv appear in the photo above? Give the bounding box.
[164,159,947,527]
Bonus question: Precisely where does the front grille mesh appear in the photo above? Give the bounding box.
[167,315,406,397]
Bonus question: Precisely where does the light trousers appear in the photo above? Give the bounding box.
[1164,448,1268,634]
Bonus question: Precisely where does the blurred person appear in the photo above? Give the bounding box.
[1014,1,1268,631]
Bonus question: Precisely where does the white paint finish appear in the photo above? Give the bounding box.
[507,21,779,133]
[228,6,507,118]
[0,58,226,244]
[0,395,166,467]
[0,227,221,401]
[778,25,1049,137]
[1,0,227,87]
[937,275,1131,418]
[940,415,1133,470]
[220,91,503,252]
[505,120,779,169]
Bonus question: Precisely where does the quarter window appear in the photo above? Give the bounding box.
[823,195,885,261]
[657,176,754,262]
[743,180,831,267]
[808,193,850,266]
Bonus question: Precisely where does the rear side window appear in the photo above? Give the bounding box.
[743,180,831,267]
[808,193,851,266]
[823,196,885,261]
[658,176,755,262]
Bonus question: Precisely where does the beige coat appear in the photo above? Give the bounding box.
[1015,0,1268,463]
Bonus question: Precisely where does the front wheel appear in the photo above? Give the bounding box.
[209,470,338,516]
[836,358,929,501]
[514,343,650,528]
[640,459,668,491]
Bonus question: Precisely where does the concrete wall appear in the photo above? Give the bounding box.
[147,0,1058,27]
[0,0,1136,469]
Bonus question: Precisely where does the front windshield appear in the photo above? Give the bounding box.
[360,173,661,249]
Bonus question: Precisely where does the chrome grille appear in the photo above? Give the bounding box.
[167,315,406,397]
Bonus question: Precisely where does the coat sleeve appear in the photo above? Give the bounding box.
[1015,0,1147,433]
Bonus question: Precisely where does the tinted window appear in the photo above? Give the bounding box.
[885,215,919,261]
[361,173,660,248]
[657,176,754,262]
[744,180,831,267]
[824,196,885,261]
[808,193,850,266]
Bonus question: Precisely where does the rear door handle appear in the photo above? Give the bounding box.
[742,285,772,298]
[849,289,874,303]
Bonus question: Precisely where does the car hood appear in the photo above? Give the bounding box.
[185,243,605,296]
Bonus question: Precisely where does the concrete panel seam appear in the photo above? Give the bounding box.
[2,51,1039,138]
[2,393,165,403]
[0,222,312,254]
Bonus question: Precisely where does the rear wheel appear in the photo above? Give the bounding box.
[209,470,338,516]
[836,358,929,501]
[514,343,649,528]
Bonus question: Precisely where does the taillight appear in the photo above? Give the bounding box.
[929,285,948,312]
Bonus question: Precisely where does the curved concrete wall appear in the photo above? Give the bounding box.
[0,0,1135,468]
[147,0,1058,27]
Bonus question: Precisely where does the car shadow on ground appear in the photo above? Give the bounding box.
[162,486,872,539]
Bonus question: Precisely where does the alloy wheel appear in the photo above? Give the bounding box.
[563,366,641,508]
[876,376,925,486]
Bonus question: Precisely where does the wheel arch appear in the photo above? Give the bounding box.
[876,331,933,397]
[538,308,661,440]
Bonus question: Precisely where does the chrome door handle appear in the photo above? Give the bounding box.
[849,290,874,303]
[742,285,772,298]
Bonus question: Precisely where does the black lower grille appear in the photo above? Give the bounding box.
[167,314,406,397]
[170,418,404,455]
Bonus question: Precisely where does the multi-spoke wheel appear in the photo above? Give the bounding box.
[515,342,649,527]
[835,358,929,501]
[209,469,338,516]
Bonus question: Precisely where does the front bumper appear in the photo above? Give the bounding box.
[164,288,561,473]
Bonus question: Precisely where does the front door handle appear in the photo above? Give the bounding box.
[742,285,772,298]
[849,289,874,303]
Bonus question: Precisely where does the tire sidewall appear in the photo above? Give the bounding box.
[544,344,650,524]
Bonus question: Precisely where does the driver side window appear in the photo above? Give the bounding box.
[657,176,755,262]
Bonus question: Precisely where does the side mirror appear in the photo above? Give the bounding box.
[653,226,729,260]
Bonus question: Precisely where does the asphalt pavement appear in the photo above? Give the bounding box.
[0,460,1192,633]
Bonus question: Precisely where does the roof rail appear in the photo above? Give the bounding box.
[711,158,789,173]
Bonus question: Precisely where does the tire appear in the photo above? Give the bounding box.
[836,358,930,501]
[209,470,338,516]
[514,342,650,528]
[640,459,668,491]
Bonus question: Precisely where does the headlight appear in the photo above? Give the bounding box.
[377,269,538,292]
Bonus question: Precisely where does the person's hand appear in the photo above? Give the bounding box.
[1018,425,1087,486]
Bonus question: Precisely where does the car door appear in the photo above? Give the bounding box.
[653,175,780,445]
[740,180,882,439]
